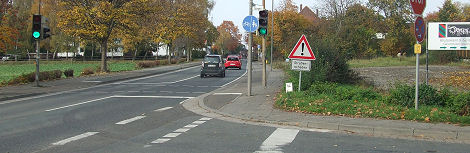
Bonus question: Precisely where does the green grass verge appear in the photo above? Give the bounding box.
[0,60,137,83]
[276,70,470,125]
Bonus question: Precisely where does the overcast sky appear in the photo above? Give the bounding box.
[209,0,469,34]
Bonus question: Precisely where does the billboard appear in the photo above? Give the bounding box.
[428,22,470,50]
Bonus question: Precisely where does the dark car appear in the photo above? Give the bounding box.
[224,55,241,70]
[201,54,225,78]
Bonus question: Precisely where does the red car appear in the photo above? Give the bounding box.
[224,55,242,70]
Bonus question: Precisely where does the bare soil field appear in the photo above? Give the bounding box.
[353,66,470,91]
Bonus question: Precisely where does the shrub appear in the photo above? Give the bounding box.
[160,60,169,65]
[387,83,446,107]
[170,59,178,64]
[81,67,95,76]
[137,61,160,68]
[7,70,62,85]
[450,92,470,116]
[64,69,74,78]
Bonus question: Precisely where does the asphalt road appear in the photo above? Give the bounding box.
[1,61,470,153]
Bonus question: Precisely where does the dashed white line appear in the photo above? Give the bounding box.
[163,133,181,138]
[154,107,173,112]
[174,128,191,133]
[150,117,212,145]
[192,92,206,94]
[199,117,212,121]
[52,132,99,145]
[115,116,146,125]
[82,80,102,83]
[255,128,299,153]
[184,124,199,128]
[192,121,206,124]
[151,138,170,144]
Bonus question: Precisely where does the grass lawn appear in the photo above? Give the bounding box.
[0,60,137,83]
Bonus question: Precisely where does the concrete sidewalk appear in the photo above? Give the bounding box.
[183,62,470,144]
[0,62,200,102]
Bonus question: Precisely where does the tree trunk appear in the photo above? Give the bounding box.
[132,48,137,61]
[167,44,171,64]
[101,41,108,72]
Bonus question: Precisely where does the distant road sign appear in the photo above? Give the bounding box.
[288,35,315,60]
[243,15,259,33]
[410,0,426,15]
[414,16,426,43]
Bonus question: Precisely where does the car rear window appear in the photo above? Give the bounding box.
[227,57,239,61]
[204,56,220,63]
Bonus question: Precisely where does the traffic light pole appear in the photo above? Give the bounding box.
[247,0,253,96]
[270,0,274,72]
[35,40,40,87]
[262,0,267,87]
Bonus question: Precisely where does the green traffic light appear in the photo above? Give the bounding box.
[259,28,267,35]
[33,31,40,39]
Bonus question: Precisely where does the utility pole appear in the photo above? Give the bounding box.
[270,0,274,72]
[247,0,253,96]
[262,0,267,87]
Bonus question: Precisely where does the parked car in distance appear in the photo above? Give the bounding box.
[224,55,241,70]
[201,54,225,78]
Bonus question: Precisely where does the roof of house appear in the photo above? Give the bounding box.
[299,6,319,23]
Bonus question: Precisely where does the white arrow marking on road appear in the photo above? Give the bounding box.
[52,132,99,145]
[255,128,299,153]
[115,116,146,125]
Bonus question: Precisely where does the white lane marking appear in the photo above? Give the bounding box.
[198,86,209,87]
[150,117,210,145]
[82,80,102,83]
[192,121,206,124]
[305,128,332,133]
[160,91,172,93]
[151,138,170,144]
[255,128,299,153]
[163,133,181,138]
[115,116,146,125]
[52,132,99,145]
[175,92,189,94]
[127,91,139,93]
[154,107,173,112]
[161,75,199,84]
[221,70,247,87]
[184,124,198,128]
[174,128,191,133]
[119,66,197,84]
[213,93,243,95]
[192,92,206,94]
[199,117,212,121]
[113,95,194,99]
[45,96,114,112]
[0,65,199,105]
[118,83,166,85]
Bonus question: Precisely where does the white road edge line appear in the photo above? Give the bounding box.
[255,128,299,153]
[82,80,102,83]
[115,116,146,125]
[52,132,99,145]
[154,107,173,112]
[221,70,247,87]
[113,95,194,99]
[213,93,243,95]
[45,96,114,112]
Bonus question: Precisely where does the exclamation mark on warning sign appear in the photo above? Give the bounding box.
[301,43,304,56]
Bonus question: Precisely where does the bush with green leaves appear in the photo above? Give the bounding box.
[449,92,470,116]
[387,83,447,107]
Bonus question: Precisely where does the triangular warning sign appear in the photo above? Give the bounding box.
[288,35,315,60]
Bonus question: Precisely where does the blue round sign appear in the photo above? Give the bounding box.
[243,15,259,33]
[414,16,426,43]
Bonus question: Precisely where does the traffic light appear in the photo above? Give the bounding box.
[32,15,41,40]
[41,16,51,39]
[258,10,268,36]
